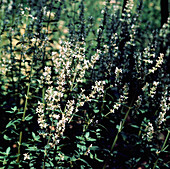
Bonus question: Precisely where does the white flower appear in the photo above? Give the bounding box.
[23,153,30,160]
[110,109,115,113]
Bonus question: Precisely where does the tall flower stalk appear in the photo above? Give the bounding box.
[17,56,34,164]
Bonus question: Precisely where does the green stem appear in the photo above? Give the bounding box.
[103,93,135,169]
[16,59,34,164]
[101,86,111,114]
[111,105,132,152]
[42,87,46,169]
[153,130,170,169]
[43,119,54,169]
[70,66,78,92]
[101,90,106,113]
[103,106,132,169]
[138,125,142,137]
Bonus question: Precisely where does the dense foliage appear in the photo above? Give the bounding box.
[0,0,169,168]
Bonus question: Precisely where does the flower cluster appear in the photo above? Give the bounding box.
[65,100,75,120]
[76,49,100,83]
[0,54,12,76]
[36,98,74,145]
[142,82,149,92]
[148,53,164,74]
[141,47,156,76]
[109,83,129,114]
[50,111,73,145]
[156,112,166,127]
[142,82,150,102]
[52,41,100,86]
[40,66,52,85]
[148,81,159,98]
[121,0,134,24]
[91,80,105,98]
[156,85,169,126]
[134,95,142,108]
[159,17,170,38]
[36,41,105,147]
[142,121,154,142]
[36,86,74,146]
[75,80,106,112]
[110,1,121,13]
[115,67,123,86]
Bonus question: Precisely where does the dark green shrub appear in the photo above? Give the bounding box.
[0,0,169,168]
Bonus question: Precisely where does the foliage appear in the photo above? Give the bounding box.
[0,0,169,169]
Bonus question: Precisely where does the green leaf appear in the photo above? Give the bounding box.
[121,132,127,141]
[6,121,16,128]
[6,111,15,114]
[76,136,84,141]
[25,115,33,121]
[45,145,50,149]
[116,124,121,130]
[80,165,86,169]
[55,156,60,161]
[6,119,21,129]
[136,158,141,162]
[94,109,99,113]
[85,132,90,139]
[138,109,147,114]
[6,147,11,155]
[77,144,86,151]
[166,116,170,119]
[71,156,77,162]
[96,129,101,132]
[22,143,30,147]
[11,106,17,112]
[79,159,92,168]
[20,75,27,79]
[96,124,108,132]
[64,155,69,160]
[0,156,5,159]
[49,161,54,167]
[94,154,104,162]
[0,151,6,155]
[87,137,96,142]
[4,134,12,141]
[32,132,36,139]
[9,154,20,158]
[26,146,37,151]
[16,111,24,115]
[151,148,157,151]
[90,146,99,151]
[130,124,139,128]
[91,99,98,102]
[90,153,93,159]
[45,162,50,167]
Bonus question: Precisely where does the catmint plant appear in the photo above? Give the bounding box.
[0,0,169,169]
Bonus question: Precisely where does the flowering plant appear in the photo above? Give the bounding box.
[0,0,169,169]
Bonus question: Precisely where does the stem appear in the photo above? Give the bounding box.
[42,87,46,169]
[153,130,170,169]
[103,95,135,169]
[138,125,142,137]
[41,1,55,164]
[102,106,132,169]
[16,58,34,164]
[70,65,78,92]
[43,120,54,169]
[101,86,111,113]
